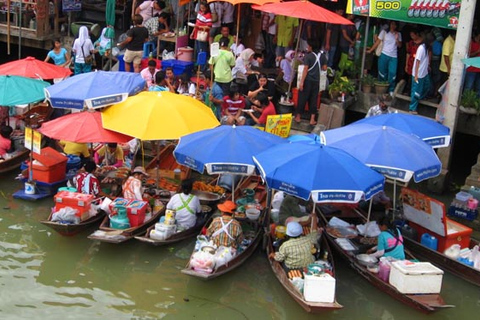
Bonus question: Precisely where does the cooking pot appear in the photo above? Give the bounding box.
[355,254,378,267]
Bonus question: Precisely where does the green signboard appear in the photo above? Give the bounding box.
[349,0,461,29]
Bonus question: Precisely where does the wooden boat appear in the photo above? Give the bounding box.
[40,210,106,237]
[87,206,165,244]
[266,229,343,312]
[402,234,480,287]
[181,175,267,280]
[317,204,453,313]
[0,149,29,174]
[145,143,191,189]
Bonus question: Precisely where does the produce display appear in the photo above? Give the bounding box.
[193,181,225,195]
[145,177,179,192]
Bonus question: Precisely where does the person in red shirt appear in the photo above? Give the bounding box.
[221,85,246,125]
[245,91,276,126]
[0,125,13,159]
[404,29,420,94]
[71,160,103,198]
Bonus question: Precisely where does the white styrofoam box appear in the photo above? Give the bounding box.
[150,229,167,241]
[389,261,443,294]
[155,223,176,233]
[303,273,336,303]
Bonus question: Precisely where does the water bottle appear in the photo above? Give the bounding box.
[148,52,153,60]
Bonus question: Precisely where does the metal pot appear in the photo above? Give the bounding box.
[191,190,222,205]
[356,254,378,267]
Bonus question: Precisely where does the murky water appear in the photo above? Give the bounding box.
[0,171,479,320]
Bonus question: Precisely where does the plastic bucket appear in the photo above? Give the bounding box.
[275,225,286,239]
[25,182,35,195]
[177,47,194,62]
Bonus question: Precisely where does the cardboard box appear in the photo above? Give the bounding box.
[109,198,131,213]
[303,273,336,303]
[30,147,67,183]
[54,191,94,221]
[126,200,148,227]
[389,261,443,294]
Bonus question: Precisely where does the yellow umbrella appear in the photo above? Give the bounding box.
[101,91,219,141]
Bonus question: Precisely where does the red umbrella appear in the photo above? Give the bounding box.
[39,110,133,143]
[0,56,72,80]
[252,1,354,25]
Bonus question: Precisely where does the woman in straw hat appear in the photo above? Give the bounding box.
[122,166,149,200]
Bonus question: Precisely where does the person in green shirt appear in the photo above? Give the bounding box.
[213,26,234,47]
[274,15,299,60]
[209,37,235,94]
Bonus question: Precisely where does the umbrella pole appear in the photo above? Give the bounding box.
[18,0,22,59]
[156,143,160,189]
[359,16,370,89]
[364,198,373,238]
[232,175,235,203]
[7,0,10,55]
[393,179,397,213]
[287,19,304,99]
[235,4,240,50]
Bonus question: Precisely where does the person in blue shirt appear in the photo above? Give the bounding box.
[368,215,405,260]
[149,70,175,92]
[44,39,71,68]
[204,73,223,120]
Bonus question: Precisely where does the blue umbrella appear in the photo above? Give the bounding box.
[174,125,286,175]
[287,133,321,144]
[353,113,450,148]
[45,71,145,110]
[253,143,385,202]
[320,124,441,184]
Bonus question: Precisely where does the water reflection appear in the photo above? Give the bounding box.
[0,171,479,319]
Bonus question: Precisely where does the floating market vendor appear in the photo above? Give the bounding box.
[122,166,149,200]
[94,143,124,168]
[71,160,103,198]
[367,215,405,260]
[206,200,244,249]
[278,194,309,225]
[269,214,319,270]
[166,179,202,230]
[58,140,90,160]
[0,125,13,159]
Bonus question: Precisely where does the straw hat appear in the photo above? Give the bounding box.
[132,166,149,176]
[217,200,237,214]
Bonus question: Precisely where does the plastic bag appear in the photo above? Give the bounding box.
[214,246,236,269]
[291,277,304,293]
[162,50,175,60]
[444,244,461,259]
[328,217,351,228]
[356,221,381,237]
[190,251,215,273]
[272,191,284,210]
[51,207,80,224]
[470,245,480,270]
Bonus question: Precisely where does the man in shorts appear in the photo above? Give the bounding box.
[118,14,149,73]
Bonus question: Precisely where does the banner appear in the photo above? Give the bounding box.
[350,0,461,29]
[25,128,42,154]
[264,114,292,138]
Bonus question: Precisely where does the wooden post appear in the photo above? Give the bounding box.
[7,0,10,55]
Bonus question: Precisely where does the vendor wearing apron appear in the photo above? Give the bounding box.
[368,215,405,260]
[166,179,202,230]
[206,200,244,249]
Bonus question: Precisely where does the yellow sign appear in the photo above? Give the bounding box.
[24,127,42,154]
[265,114,292,138]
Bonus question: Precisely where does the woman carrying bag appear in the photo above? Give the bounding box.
[72,26,95,75]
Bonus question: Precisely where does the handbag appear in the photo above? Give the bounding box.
[235,70,248,84]
[81,43,94,65]
[196,30,208,42]
[375,40,383,57]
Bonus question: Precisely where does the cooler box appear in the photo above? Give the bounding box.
[303,273,336,303]
[126,200,148,227]
[54,191,94,221]
[118,54,134,72]
[389,261,443,294]
[438,219,472,252]
[30,147,67,183]
[161,59,194,76]
[109,198,131,213]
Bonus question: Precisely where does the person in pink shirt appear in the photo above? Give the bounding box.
[140,60,159,88]
[0,125,13,158]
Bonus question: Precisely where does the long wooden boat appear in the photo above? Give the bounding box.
[266,229,343,312]
[146,143,191,181]
[87,207,165,244]
[0,149,29,174]
[402,234,480,287]
[181,175,267,280]
[317,204,453,313]
[40,210,106,237]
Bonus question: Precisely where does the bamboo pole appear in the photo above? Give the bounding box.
[7,0,10,55]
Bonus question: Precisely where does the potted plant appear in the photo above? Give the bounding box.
[459,89,480,115]
[374,80,390,94]
[361,74,376,93]
[329,74,355,101]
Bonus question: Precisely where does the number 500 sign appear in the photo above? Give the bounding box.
[375,1,401,10]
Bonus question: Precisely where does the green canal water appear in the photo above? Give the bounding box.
[0,171,479,320]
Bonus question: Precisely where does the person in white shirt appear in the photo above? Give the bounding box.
[140,60,159,88]
[72,26,94,74]
[135,0,164,22]
[366,94,394,118]
[166,179,201,230]
[409,32,430,114]
[374,21,402,95]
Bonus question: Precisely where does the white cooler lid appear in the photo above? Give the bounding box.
[392,261,444,275]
